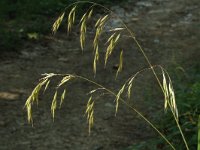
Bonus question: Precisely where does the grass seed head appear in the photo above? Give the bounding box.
[52,12,65,34]
[67,5,77,33]
[115,83,126,116]
[51,91,58,120]
[60,89,66,108]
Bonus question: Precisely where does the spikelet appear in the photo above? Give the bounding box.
[79,8,93,51]
[162,71,169,111]
[85,96,94,134]
[88,88,105,95]
[104,33,121,67]
[169,81,178,119]
[115,83,126,116]
[28,79,47,105]
[95,17,102,28]
[60,89,66,108]
[41,73,55,80]
[105,39,114,66]
[127,76,135,100]
[80,20,87,51]
[25,78,49,124]
[109,27,125,32]
[93,14,109,52]
[51,91,57,120]
[93,26,102,52]
[58,75,74,87]
[44,80,50,93]
[25,97,33,124]
[162,70,178,119]
[87,8,93,19]
[106,32,116,44]
[93,45,99,76]
[114,34,121,43]
[52,12,65,34]
[68,5,77,33]
[99,15,109,26]
[116,50,123,78]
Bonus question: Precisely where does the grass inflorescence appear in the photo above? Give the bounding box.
[24,2,192,150]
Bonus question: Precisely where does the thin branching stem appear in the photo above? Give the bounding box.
[72,74,176,150]
[43,1,189,149]
[49,73,175,149]
[161,67,189,150]
[68,2,189,149]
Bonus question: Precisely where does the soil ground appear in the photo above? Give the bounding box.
[0,0,199,149]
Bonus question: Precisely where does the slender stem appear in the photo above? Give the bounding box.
[102,5,190,150]
[133,39,189,150]
[56,1,189,149]
[73,75,176,150]
[161,68,189,150]
[168,103,189,150]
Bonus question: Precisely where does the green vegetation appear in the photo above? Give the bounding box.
[0,0,64,52]
[0,0,127,53]
[161,68,200,149]
[130,70,200,149]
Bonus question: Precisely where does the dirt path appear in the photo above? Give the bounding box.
[0,0,199,150]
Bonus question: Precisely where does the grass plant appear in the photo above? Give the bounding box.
[24,2,194,150]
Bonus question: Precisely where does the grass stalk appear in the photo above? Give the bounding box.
[25,1,191,149]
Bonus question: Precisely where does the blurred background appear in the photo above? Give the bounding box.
[0,0,199,149]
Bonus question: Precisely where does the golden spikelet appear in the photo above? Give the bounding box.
[104,39,114,66]
[51,91,57,120]
[87,8,93,19]
[88,88,105,95]
[25,97,33,124]
[127,77,135,100]
[58,75,74,87]
[114,33,121,43]
[88,110,94,134]
[162,71,178,119]
[32,79,48,105]
[109,27,125,32]
[80,20,86,51]
[60,89,66,108]
[168,81,178,119]
[79,8,94,51]
[162,71,169,111]
[93,14,109,52]
[106,32,116,44]
[68,5,77,33]
[93,45,99,76]
[95,17,102,28]
[104,33,121,67]
[25,78,49,124]
[80,13,87,23]
[41,73,55,80]
[99,14,109,26]
[93,27,101,51]
[44,80,50,93]
[52,12,65,34]
[85,96,94,134]
[115,83,126,116]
